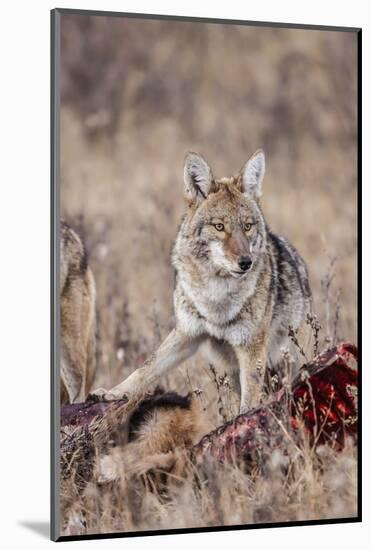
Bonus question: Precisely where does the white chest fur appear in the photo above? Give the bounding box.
[174,273,258,346]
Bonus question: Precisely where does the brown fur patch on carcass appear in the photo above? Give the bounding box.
[96,388,208,483]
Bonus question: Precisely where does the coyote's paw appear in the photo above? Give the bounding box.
[86,388,111,402]
[87,387,129,403]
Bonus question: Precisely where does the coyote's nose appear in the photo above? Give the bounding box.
[238,256,252,272]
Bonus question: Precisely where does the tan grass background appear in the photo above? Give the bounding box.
[60,14,358,534]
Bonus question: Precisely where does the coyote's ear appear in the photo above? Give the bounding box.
[241,149,265,199]
[184,152,213,203]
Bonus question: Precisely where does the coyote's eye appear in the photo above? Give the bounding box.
[214,223,224,232]
[244,223,252,232]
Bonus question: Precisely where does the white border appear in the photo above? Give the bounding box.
[0,1,367,548]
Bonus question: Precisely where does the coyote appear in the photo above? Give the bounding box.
[92,150,311,412]
[60,220,96,404]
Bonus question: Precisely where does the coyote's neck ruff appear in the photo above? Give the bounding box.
[92,150,311,413]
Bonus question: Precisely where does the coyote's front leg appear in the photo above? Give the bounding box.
[235,333,268,414]
[90,329,203,402]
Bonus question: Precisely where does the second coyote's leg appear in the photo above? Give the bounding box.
[91,329,203,402]
[61,342,87,404]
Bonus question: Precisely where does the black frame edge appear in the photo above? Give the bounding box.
[58,517,361,543]
[356,27,362,523]
[51,7,61,543]
[54,7,360,32]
